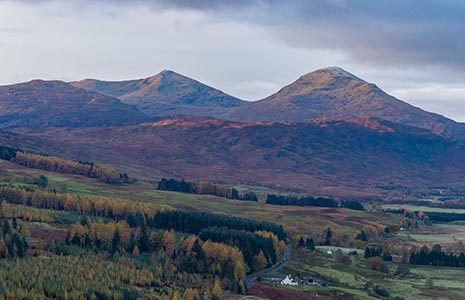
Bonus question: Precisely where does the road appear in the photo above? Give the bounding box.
[245,243,292,288]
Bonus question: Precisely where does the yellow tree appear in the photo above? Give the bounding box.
[182,288,199,300]
[212,277,223,300]
[19,224,30,238]
[163,231,176,257]
[253,250,268,271]
[0,200,10,218]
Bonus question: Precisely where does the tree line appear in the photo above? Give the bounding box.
[12,152,131,185]
[364,246,393,262]
[0,185,286,241]
[409,244,465,268]
[265,194,364,210]
[198,226,286,272]
[157,178,258,202]
[0,185,167,220]
[0,144,132,185]
[148,210,286,241]
[424,212,465,223]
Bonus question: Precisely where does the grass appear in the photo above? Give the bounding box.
[383,204,465,214]
[395,222,465,250]
[0,160,400,237]
[273,247,465,300]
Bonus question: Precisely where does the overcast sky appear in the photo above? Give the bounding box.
[0,0,464,120]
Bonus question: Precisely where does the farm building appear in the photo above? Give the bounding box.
[280,274,298,286]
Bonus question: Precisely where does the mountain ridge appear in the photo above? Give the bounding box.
[71,70,246,117]
[0,79,149,128]
[10,115,465,196]
[71,67,465,139]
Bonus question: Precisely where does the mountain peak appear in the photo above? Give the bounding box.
[224,67,465,138]
[72,70,245,117]
[159,69,177,76]
[301,67,365,83]
[151,69,189,83]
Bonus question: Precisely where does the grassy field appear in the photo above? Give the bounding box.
[273,248,465,300]
[383,204,465,214]
[0,160,399,238]
[395,223,465,249]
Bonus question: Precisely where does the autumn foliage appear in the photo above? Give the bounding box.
[12,151,131,185]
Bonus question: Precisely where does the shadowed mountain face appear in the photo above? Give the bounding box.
[0,80,149,128]
[72,70,246,117]
[11,117,465,195]
[222,67,465,138]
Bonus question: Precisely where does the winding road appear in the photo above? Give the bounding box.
[245,244,293,288]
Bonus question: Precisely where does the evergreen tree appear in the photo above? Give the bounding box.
[324,228,332,246]
[306,238,315,251]
[112,230,122,254]
[356,230,368,241]
[37,175,49,189]
[2,219,10,235]
[138,224,152,252]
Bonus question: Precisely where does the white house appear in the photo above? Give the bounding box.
[280,274,298,286]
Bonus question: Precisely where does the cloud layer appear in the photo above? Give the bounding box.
[156,0,464,70]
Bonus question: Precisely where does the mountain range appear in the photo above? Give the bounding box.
[1,67,464,196]
[72,67,465,138]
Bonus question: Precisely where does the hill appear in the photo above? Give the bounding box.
[71,70,246,117]
[223,67,465,138]
[10,117,465,196]
[0,80,149,128]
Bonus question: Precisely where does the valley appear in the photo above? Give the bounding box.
[2,156,465,299]
[2,1,462,298]
[0,66,465,299]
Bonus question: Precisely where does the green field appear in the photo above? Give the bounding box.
[274,248,465,300]
[0,160,400,238]
[383,204,465,214]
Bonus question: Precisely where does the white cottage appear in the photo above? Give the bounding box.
[280,274,298,286]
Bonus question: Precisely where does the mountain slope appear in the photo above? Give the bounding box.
[222,67,465,138]
[72,70,246,117]
[13,117,465,195]
[0,80,148,128]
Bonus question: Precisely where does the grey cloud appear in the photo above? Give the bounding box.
[5,0,463,70]
[124,0,465,70]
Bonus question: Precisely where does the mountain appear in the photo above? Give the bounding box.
[13,117,465,196]
[222,67,465,138]
[0,80,148,128]
[71,70,246,117]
